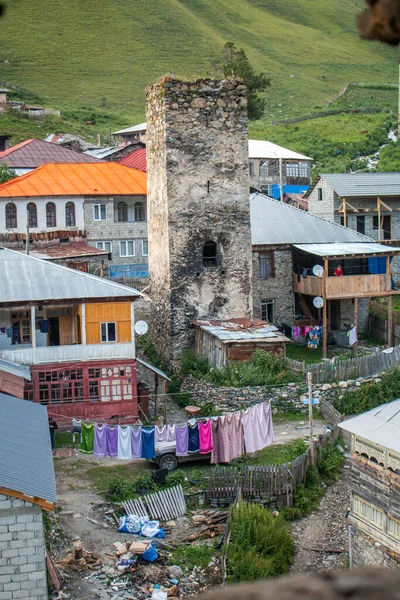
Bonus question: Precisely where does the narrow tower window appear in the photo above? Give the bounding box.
[203,241,218,267]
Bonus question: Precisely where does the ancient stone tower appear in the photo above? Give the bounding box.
[146,78,253,367]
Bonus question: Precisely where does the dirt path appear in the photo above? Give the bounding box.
[290,460,351,574]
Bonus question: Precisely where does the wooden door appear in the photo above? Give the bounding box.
[59,316,72,346]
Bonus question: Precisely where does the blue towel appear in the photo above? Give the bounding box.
[141,427,156,459]
[187,423,199,454]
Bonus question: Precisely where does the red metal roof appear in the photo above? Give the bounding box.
[29,242,109,260]
[0,138,103,168]
[118,147,147,172]
[0,162,147,197]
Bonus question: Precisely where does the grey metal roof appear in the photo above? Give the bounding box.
[317,172,400,197]
[0,359,31,381]
[339,399,400,454]
[0,393,57,503]
[136,357,171,381]
[293,242,399,257]
[0,247,142,305]
[112,122,147,135]
[250,192,373,245]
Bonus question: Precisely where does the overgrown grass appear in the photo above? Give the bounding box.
[54,431,80,449]
[227,502,294,583]
[286,345,324,364]
[170,544,215,571]
[231,439,307,468]
[334,366,400,415]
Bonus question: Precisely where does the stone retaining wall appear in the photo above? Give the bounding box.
[181,373,383,419]
[0,494,47,600]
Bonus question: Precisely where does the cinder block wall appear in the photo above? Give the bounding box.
[0,494,47,600]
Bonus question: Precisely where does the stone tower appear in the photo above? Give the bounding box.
[146,78,253,367]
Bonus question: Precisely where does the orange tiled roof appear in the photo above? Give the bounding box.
[0,162,146,197]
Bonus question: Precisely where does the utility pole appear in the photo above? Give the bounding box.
[279,158,283,201]
[26,210,30,255]
[307,371,315,465]
[398,62,400,137]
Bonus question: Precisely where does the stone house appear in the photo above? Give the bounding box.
[111,123,147,145]
[248,139,312,198]
[250,192,400,357]
[0,162,147,277]
[339,399,400,567]
[0,392,57,600]
[0,248,167,425]
[306,172,400,279]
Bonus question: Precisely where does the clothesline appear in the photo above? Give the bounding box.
[77,402,275,465]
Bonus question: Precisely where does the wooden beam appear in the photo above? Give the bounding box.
[162,379,167,425]
[388,295,393,347]
[0,486,54,512]
[353,297,359,356]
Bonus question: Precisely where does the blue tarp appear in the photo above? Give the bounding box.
[269,184,309,199]
[368,257,386,275]
[108,264,149,279]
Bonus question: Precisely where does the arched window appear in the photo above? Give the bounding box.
[117,201,128,222]
[5,202,17,229]
[27,202,37,228]
[134,201,145,222]
[65,201,75,227]
[203,241,218,267]
[46,202,56,227]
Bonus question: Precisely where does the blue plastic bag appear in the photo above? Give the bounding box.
[141,544,158,563]
[155,528,166,539]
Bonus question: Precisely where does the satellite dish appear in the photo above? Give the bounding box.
[313,297,324,309]
[134,320,149,335]
[312,264,324,277]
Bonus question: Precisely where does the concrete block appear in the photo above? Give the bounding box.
[16,514,34,524]
[29,571,46,581]
[0,575,11,584]
[20,579,38,590]
[18,531,35,540]
[20,563,36,574]
[0,500,12,510]
[11,590,29,599]
[11,573,28,583]
[9,540,27,549]
[0,532,12,542]
[0,526,8,534]
[0,516,16,526]
[10,556,27,566]
[0,565,14,575]
[9,524,27,533]
[0,549,14,558]
[10,500,25,509]
[25,522,43,532]
[0,591,15,599]
[4,582,21,591]
[27,553,42,564]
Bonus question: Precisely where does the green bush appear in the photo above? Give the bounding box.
[180,350,210,377]
[171,544,214,571]
[166,470,186,486]
[204,350,299,387]
[335,367,400,415]
[227,502,294,583]
[135,473,156,493]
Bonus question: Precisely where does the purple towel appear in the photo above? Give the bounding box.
[93,423,107,457]
[175,425,189,457]
[131,427,142,458]
[105,425,118,457]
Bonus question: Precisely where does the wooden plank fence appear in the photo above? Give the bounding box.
[207,427,340,506]
[285,346,400,384]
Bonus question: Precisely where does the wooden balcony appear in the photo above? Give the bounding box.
[0,342,135,365]
[293,274,393,299]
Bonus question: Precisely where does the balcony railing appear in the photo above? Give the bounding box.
[0,342,135,365]
[293,274,392,299]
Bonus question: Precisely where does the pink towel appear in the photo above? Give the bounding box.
[199,420,214,454]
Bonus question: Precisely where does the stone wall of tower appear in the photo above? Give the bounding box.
[146,78,252,367]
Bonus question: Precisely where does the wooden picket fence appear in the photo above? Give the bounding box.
[207,427,339,506]
[285,346,400,384]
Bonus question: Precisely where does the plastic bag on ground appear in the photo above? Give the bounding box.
[141,520,161,538]
[151,592,167,600]
[141,543,158,563]
[118,514,142,534]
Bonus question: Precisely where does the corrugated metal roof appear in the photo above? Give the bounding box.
[0,247,142,304]
[339,399,400,453]
[0,139,102,168]
[0,393,57,503]
[119,148,147,172]
[195,319,290,343]
[250,192,373,245]
[0,162,146,198]
[293,242,398,257]
[136,358,170,381]
[112,122,147,135]
[27,242,109,260]
[316,172,400,197]
[0,359,31,381]
[248,139,312,161]
[45,133,100,151]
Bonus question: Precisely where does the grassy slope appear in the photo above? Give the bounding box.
[0,0,397,124]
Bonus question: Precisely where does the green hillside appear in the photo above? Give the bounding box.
[0,0,398,124]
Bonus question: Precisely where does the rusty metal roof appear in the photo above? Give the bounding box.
[28,241,109,260]
[0,162,147,197]
[193,319,290,344]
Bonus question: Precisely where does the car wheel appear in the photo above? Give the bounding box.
[159,453,178,471]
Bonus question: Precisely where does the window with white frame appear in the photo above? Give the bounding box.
[93,204,107,221]
[96,241,112,253]
[142,240,148,256]
[388,516,400,540]
[261,298,275,322]
[100,322,117,343]
[352,495,384,529]
[120,240,135,257]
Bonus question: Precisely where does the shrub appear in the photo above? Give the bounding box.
[171,544,214,571]
[180,350,210,377]
[166,470,186,486]
[135,473,156,493]
[227,502,294,583]
[335,367,400,415]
